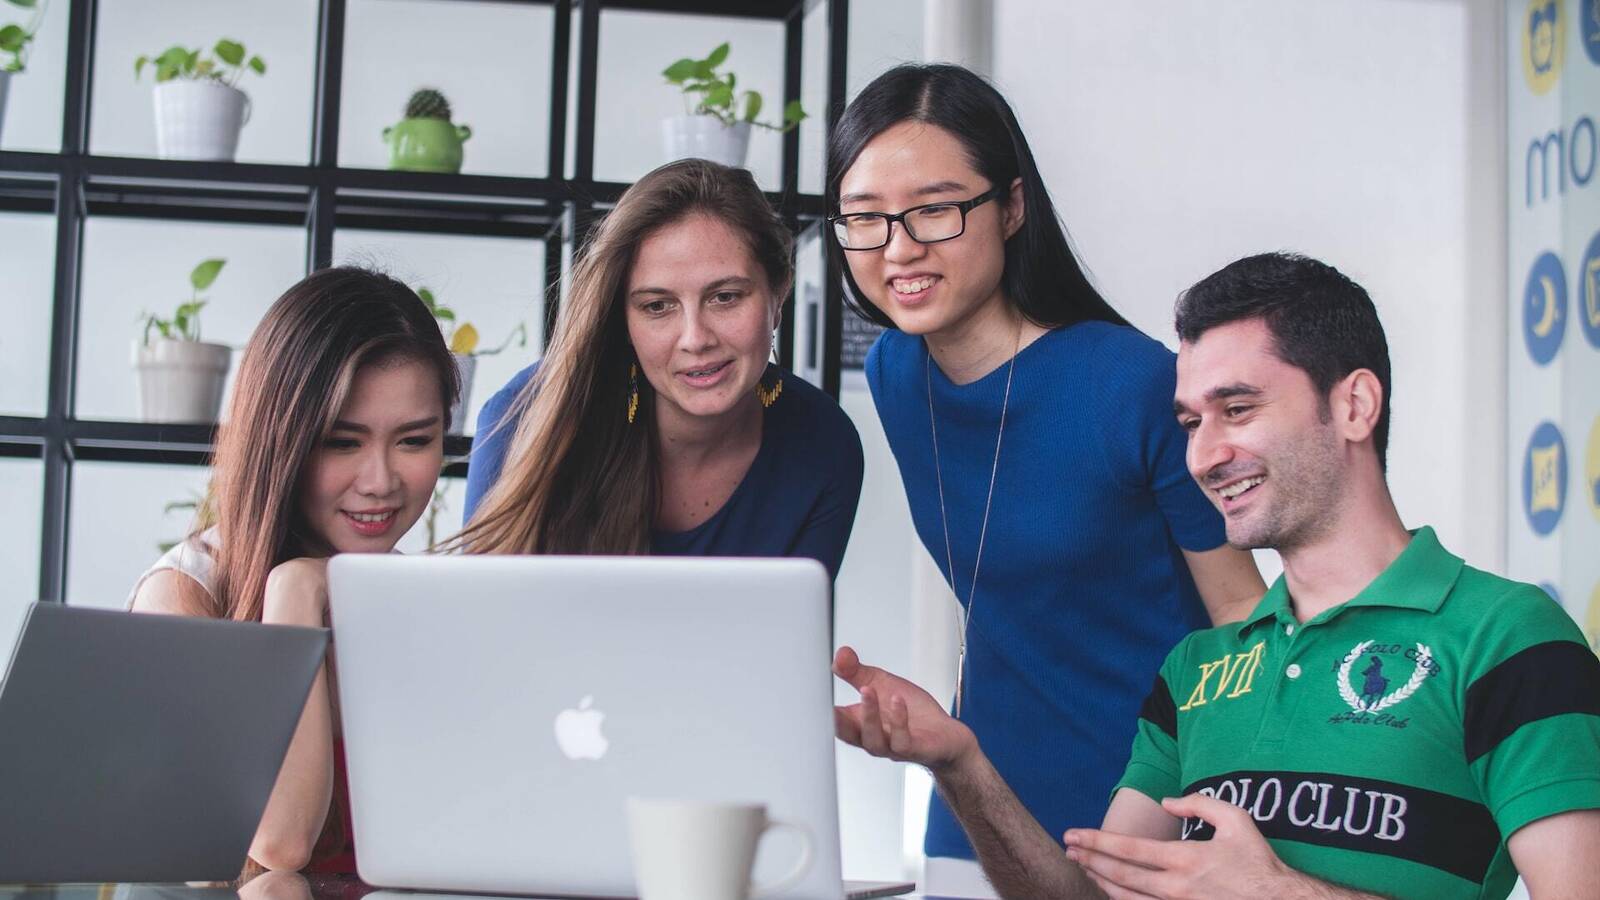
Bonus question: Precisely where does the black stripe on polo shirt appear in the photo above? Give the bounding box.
[1137,674,1177,740]
[1463,640,1600,764]
[1180,770,1500,884]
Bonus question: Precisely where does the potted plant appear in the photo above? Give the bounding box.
[133,258,232,423]
[418,286,526,435]
[0,0,48,143]
[135,39,266,161]
[661,42,805,169]
[384,88,472,174]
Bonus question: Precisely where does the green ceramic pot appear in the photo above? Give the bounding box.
[383,117,472,173]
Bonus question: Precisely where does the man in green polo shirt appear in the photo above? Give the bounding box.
[832,252,1600,899]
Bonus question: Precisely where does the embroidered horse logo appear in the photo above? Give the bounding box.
[1337,641,1432,714]
[1359,657,1390,708]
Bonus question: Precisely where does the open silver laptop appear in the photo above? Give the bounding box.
[0,603,328,883]
[328,555,913,900]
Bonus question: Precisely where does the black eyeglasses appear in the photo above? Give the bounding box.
[827,185,1004,251]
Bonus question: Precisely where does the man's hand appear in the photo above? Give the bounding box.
[1064,794,1377,900]
[832,646,978,774]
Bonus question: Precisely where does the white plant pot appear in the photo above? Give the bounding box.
[153,81,251,162]
[0,71,11,145]
[450,352,476,436]
[661,115,752,168]
[132,339,232,423]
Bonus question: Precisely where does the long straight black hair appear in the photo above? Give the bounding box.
[825,63,1130,331]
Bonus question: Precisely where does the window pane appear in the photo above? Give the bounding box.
[332,229,544,437]
[75,217,306,422]
[0,457,43,655]
[0,0,69,152]
[394,474,465,553]
[798,0,925,197]
[67,461,210,611]
[90,0,317,164]
[0,210,56,417]
[594,11,784,189]
[341,0,554,178]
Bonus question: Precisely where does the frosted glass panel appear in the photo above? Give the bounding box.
[593,11,784,188]
[66,461,210,611]
[0,212,55,417]
[332,229,544,437]
[341,0,553,178]
[0,0,69,152]
[75,217,306,421]
[89,0,317,163]
[0,458,44,656]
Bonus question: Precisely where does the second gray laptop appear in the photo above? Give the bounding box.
[0,603,329,883]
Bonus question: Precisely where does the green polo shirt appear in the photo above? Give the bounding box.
[1115,527,1600,899]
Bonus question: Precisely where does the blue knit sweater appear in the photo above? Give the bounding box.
[866,321,1226,860]
[464,362,865,580]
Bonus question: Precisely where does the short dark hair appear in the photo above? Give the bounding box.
[1174,252,1393,469]
[825,63,1129,331]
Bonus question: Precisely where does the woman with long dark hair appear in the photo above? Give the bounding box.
[825,64,1265,895]
[458,159,863,575]
[129,268,458,873]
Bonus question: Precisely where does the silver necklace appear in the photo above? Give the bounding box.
[927,331,1019,719]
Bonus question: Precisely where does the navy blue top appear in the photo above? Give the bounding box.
[866,321,1227,860]
[464,362,865,580]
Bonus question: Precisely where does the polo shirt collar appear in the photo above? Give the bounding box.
[1235,526,1464,639]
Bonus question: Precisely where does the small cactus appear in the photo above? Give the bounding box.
[405,88,452,121]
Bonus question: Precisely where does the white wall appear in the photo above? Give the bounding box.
[993,0,1508,576]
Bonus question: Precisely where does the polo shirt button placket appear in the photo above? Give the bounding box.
[1252,615,1309,749]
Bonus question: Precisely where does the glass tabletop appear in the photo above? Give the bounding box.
[0,873,942,900]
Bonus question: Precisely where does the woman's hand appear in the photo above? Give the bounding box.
[263,558,330,627]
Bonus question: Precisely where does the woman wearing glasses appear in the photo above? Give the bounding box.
[825,65,1265,897]
[457,158,863,578]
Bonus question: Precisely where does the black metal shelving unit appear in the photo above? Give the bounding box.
[0,0,851,603]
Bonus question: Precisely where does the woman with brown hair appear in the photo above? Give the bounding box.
[128,267,459,873]
[459,159,864,576]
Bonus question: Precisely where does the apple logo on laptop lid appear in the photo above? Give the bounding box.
[554,695,609,760]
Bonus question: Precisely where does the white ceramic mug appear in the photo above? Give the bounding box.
[626,797,813,900]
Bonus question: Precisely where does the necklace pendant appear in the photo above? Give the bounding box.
[953,646,966,719]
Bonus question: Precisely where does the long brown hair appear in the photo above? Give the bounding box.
[454,159,792,555]
[191,267,458,623]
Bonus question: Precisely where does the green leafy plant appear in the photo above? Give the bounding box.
[141,258,225,346]
[662,42,805,132]
[0,0,48,74]
[135,39,265,87]
[418,286,527,357]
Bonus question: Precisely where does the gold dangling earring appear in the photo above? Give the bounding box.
[756,325,783,408]
[755,373,783,408]
[626,364,640,424]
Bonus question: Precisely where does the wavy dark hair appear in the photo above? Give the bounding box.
[825,63,1129,331]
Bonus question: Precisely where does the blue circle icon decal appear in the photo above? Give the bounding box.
[1585,0,1600,65]
[1583,230,1600,349]
[1523,421,1569,536]
[1523,251,1568,365]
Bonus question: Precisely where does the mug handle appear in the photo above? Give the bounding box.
[749,817,814,899]
[457,123,473,142]
[240,93,252,126]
